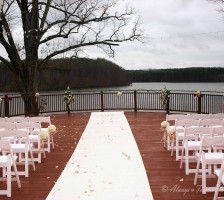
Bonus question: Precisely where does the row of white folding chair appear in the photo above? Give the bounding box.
[165,113,224,150]
[174,118,224,161]
[180,126,224,175]
[0,116,53,153]
[0,121,42,163]
[193,136,224,194]
[0,129,36,177]
[0,140,21,197]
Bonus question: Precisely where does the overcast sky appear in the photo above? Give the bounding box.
[1,0,224,70]
[88,0,224,70]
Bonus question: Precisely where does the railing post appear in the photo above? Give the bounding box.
[101,91,104,112]
[166,97,170,114]
[35,94,39,116]
[134,90,137,112]
[3,95,12,117]
[198,96,201,114]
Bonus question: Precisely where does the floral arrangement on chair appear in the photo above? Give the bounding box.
[64,86,74,114]
[160,121,168,141]
[39,130,49,153]
[160,121,176,154]
[48,124,57,135]
[40,130,49,141]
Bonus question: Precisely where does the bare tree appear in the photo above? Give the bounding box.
[0,0,143,96]
[209,0,224,13]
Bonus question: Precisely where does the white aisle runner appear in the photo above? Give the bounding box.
[46,112,154,200]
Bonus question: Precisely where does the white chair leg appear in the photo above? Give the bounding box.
[175,137,179,160]
[202,161,207,194]
[12,158,21,188]
[29,150,36,171]
[194,157,200,185]
[25,150,28,177]
[185,147,189,175]
[7,161,11,197]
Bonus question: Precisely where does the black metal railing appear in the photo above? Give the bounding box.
[0,90,223,117]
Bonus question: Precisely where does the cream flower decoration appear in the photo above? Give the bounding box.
[117,91,122,97]
[40,130,49,141]
[160,121,167,128]
[167,126,176,138]
[48,124,57,135]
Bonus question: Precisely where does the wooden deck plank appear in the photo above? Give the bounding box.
[0,111,219,200]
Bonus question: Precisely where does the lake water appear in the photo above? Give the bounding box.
[79,82,224,93]
[0,82,223,95]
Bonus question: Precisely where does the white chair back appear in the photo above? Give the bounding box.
[213,126,224,136]
[200,118,224,127]
[210,113,224,119]
[15,122,41,134]
[187,113,211,120]
[0,122,16,130]
[166,114,188,122]
[6,116,28,123]
[0,117,6,122]
[201,136,224,149]
[184,126,213,140]
[28,116,51,125]
[175,118,200,128]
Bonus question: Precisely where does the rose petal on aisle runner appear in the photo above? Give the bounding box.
[46,112,154,200]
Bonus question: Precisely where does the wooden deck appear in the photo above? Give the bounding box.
[0,112,220,200]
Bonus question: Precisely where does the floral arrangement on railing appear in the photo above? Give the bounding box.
[160,86,170,108]
[117,91,122,97]
[194,90,202,98]
[64,86,74,114]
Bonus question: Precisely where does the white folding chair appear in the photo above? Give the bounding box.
[165,114,188,150]
[194,136,224,194]
[15,122,42,163]
[180,126,213,175]
[175,118,200,161]
[0,140,21,197]
[0,129,35,177]
[28,116,53,152]
[213,156,224,200]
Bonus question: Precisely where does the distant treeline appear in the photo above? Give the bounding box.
[0,58,131,92]
[0,58,224,92]
[128,67,224,82]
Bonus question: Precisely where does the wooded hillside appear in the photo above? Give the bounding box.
[0,58,131,92]
[129,67,224,82]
